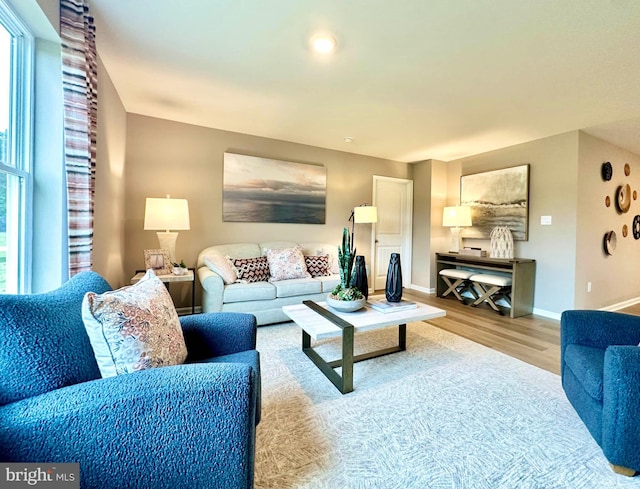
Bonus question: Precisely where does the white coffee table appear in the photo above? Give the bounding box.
[282,299,446,394]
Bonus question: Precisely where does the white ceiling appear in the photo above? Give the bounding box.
[90,0,640,163]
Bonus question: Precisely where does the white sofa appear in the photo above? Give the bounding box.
[197,241,340,325]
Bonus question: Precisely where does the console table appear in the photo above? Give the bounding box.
[435,252,536,318]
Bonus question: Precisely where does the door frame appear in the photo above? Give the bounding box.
[371,175,414,292]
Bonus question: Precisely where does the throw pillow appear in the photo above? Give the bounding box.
[82,269,188,378]
[265,247,311,281]
[305,254,331,277]
[231,255,271,283]
[203,253,237,284]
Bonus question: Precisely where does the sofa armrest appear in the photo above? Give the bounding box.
[561,310,640,355]
[197,266,224,312]
[0,363,257,489]
[181,312,257,361]
[602,345,640,470]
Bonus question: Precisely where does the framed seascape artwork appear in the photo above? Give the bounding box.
[460,164,530,241]
[223,153,327,224]
[143,249,172,275]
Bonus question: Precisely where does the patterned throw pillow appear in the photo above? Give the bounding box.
[81,270,187,378]
[265,247,311,281]
[305,254,331,277]
[203,253,237,284]
[231,256,271,283]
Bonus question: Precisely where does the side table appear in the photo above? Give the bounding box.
[131,269,196,314]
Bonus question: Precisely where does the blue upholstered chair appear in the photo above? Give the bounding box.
[0,271,261,489]
[561,310,640,476]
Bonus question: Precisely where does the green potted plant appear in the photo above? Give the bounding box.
[327,228,366,312]
[172,259,188,275]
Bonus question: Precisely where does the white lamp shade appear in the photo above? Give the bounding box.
[442,206,472,227]
[353,206,378,224]
[144,197,190,231]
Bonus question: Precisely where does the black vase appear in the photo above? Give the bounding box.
[385,253,403,302]
[352,255,369,299]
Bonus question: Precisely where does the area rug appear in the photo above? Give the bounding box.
[254,320,640,489]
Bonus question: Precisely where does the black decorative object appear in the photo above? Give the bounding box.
[634,215,640,240]
[385,253,403,302]
[352,255,369,299]
[601,161,613,181]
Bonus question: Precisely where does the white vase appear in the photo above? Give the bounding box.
[490,226,514,259]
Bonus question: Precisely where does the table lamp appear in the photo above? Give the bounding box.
[144,195,190,264]
[442,206,472,253]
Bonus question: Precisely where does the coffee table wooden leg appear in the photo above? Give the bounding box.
[399,323,406,350]
[341,324,354,394]
[302,327,354,394]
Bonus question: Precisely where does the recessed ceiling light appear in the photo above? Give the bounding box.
[344,137,353,143]
[311,34,337,54]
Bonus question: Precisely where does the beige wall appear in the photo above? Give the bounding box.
[411,159,448,291]
[93,55,127,288]
[575,132,640,309]
[123,114,410,304]
[442,132,580,316]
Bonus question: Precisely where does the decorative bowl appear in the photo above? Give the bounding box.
[326,295,366,313]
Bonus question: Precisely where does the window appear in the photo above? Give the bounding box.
[0,1,33,294]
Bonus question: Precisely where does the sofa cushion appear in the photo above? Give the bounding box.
[564,344,605,401]
[82,270,188,378]
[224,281,276,303]
[0,271,111,406]
[202,252,237,284]
[265,246,310,281]
[273,278,322,298]
[305,254,331,277]
[231,256,271,283]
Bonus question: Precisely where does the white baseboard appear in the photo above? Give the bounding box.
[532,308,561,321]
[599,296,640,312]
[407,284,434,295]
[177,306,202,316]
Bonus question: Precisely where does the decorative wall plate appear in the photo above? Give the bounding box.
[601,161,613,181]
[616,184,631,213]
[623,224,628,237]
[603,230,617,255]
[625,163,631,176]
[605,195,611,207]
[634,215,640,239]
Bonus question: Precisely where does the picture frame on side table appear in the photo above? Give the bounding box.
[143,249,172,275]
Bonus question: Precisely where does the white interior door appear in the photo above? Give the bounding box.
[372,176,413,291]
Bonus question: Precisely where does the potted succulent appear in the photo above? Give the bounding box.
[172,260,188,275]
[327,228,366,312]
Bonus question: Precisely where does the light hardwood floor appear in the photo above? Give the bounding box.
[397,290,562,375]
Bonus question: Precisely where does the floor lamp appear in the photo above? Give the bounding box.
[349,204,378,298]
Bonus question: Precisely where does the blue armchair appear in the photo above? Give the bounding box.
[561,310,640,476]
[0,271,261,489]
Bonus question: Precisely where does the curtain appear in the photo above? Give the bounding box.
[60,0,97,276]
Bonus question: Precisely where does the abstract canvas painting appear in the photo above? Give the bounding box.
[223,153,326,224]
[460,164,530,240]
